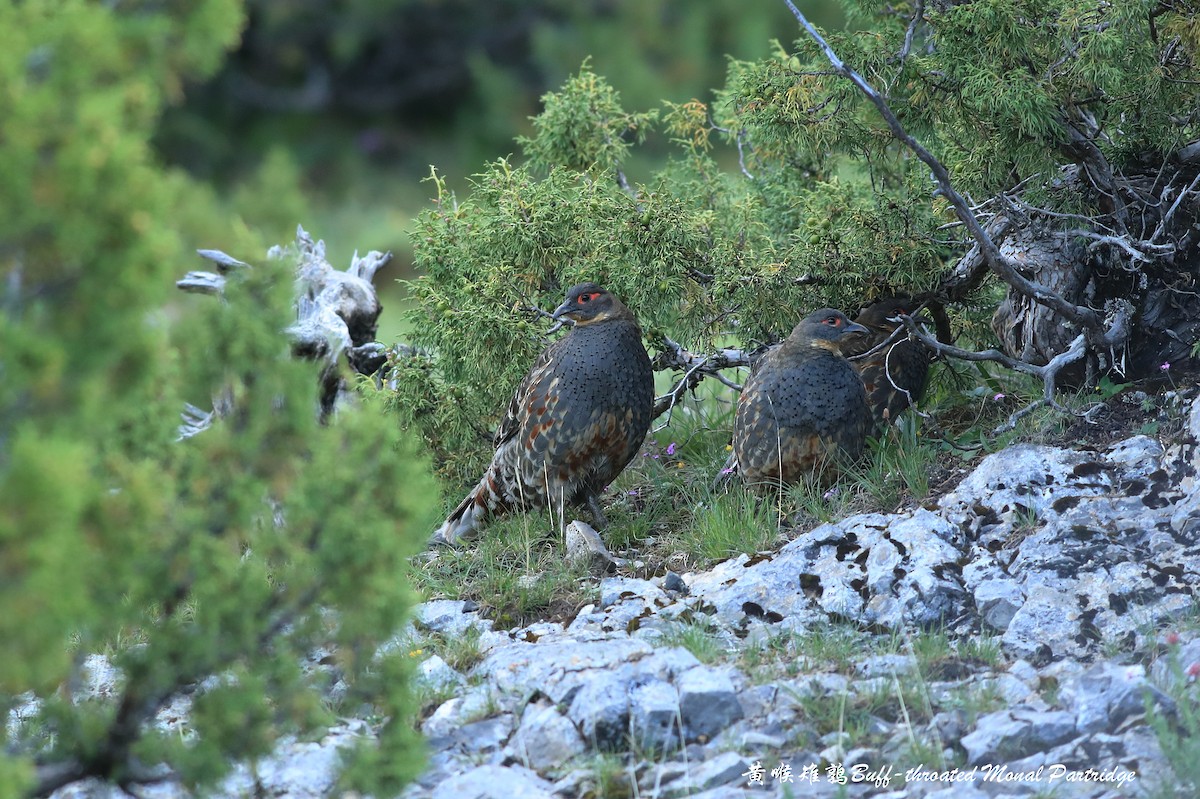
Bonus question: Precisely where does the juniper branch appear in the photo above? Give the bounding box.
[781,0,1105,334]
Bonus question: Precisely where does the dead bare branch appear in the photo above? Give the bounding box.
[651,336,750,421]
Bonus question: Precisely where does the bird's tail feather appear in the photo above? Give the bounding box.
[429,468,501,547]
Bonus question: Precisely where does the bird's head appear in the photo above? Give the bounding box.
[855,297,923,333]
[552,283,629,326]
[790,308,869,352]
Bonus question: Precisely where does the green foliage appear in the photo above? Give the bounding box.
[519,61,658,175]
[1,2,433,795]
[1148,648,1200,794]
[397,60,954,489]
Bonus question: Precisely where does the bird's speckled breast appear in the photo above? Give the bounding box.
[527,319,653,485]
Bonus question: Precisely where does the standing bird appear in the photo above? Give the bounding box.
[432,283,654,546]
[841,298,932,426]
[730,309,871,485]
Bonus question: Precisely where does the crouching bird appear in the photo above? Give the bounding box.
[842,297,932,427]
[729,309,871,485]
[431,283,654,546]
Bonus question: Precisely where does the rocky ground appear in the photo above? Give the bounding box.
[41,388,1200,799]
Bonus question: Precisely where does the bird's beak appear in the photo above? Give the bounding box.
[551,299,574,320]
[844,321,869,336]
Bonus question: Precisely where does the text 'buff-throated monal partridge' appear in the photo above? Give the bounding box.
[432,283,653,545]
[732,308,871,484]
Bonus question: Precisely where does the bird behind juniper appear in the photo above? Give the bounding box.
[841,297,932,426]
[431,283,654,546]
[729,308,871,485]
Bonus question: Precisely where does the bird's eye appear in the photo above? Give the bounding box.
[824,316,841,326]
[579,294,590,303]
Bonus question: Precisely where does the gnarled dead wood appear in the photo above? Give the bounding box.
[177,226,391,435]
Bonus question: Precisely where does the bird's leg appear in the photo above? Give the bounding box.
[585,492,609,531]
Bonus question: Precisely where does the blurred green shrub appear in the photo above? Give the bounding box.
[0,2,432,796]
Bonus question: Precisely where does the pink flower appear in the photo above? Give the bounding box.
[720,467,734,475]
[993,393,1006,402]
[1187,662,1200,680]
[1165,631,1181,646]
[1160,361,1171,372]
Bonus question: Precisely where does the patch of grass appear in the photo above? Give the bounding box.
[792,687,874,741]
[426,625,486,674]
[944,680,1006,723]
[738,631,799,681]
[677,487,780,563]
[658,622,726,665]
[958,634,1004,668]
[861,675,933,727]
[792,624,894,674]
[908,629,954,672]
[410,522,595,628]
[578,753,635,799]
[408,680,460,726]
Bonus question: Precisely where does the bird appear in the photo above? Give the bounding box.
[431,283,654,546]
[728,308,872,485]
[841,297,932,426]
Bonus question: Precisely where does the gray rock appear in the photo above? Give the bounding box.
[941,444,1108,528]
[683,508,967,631]
[1061,662,1175,734]
[1107,434,1165,474]
[80,654,122,699]
[661,751,748,797]
[629,678,681,753]
[215,722,368,799]
[415,654,465,693]
[975,578,1025,631]
[421,687,501,739]
[566,520,622,570]
[663,571,689,594]
[677,667,744,743]
[475,638,653,702]
[922,787,991,799]
[506,701,586,772]
[567,670,631,750]
[600,576,667,608]
[1002,585,1081,662]
[453,714,514,754]
[961,708,1077,766]
[856,654,917,678]
[414,599,484,637]
[437,764,556,799]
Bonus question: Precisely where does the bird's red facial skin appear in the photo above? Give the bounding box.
[579,292,602,305]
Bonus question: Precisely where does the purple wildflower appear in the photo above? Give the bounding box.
[1161,361,1171,372]
[666,442,677,456]
[993,393,1006,402]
